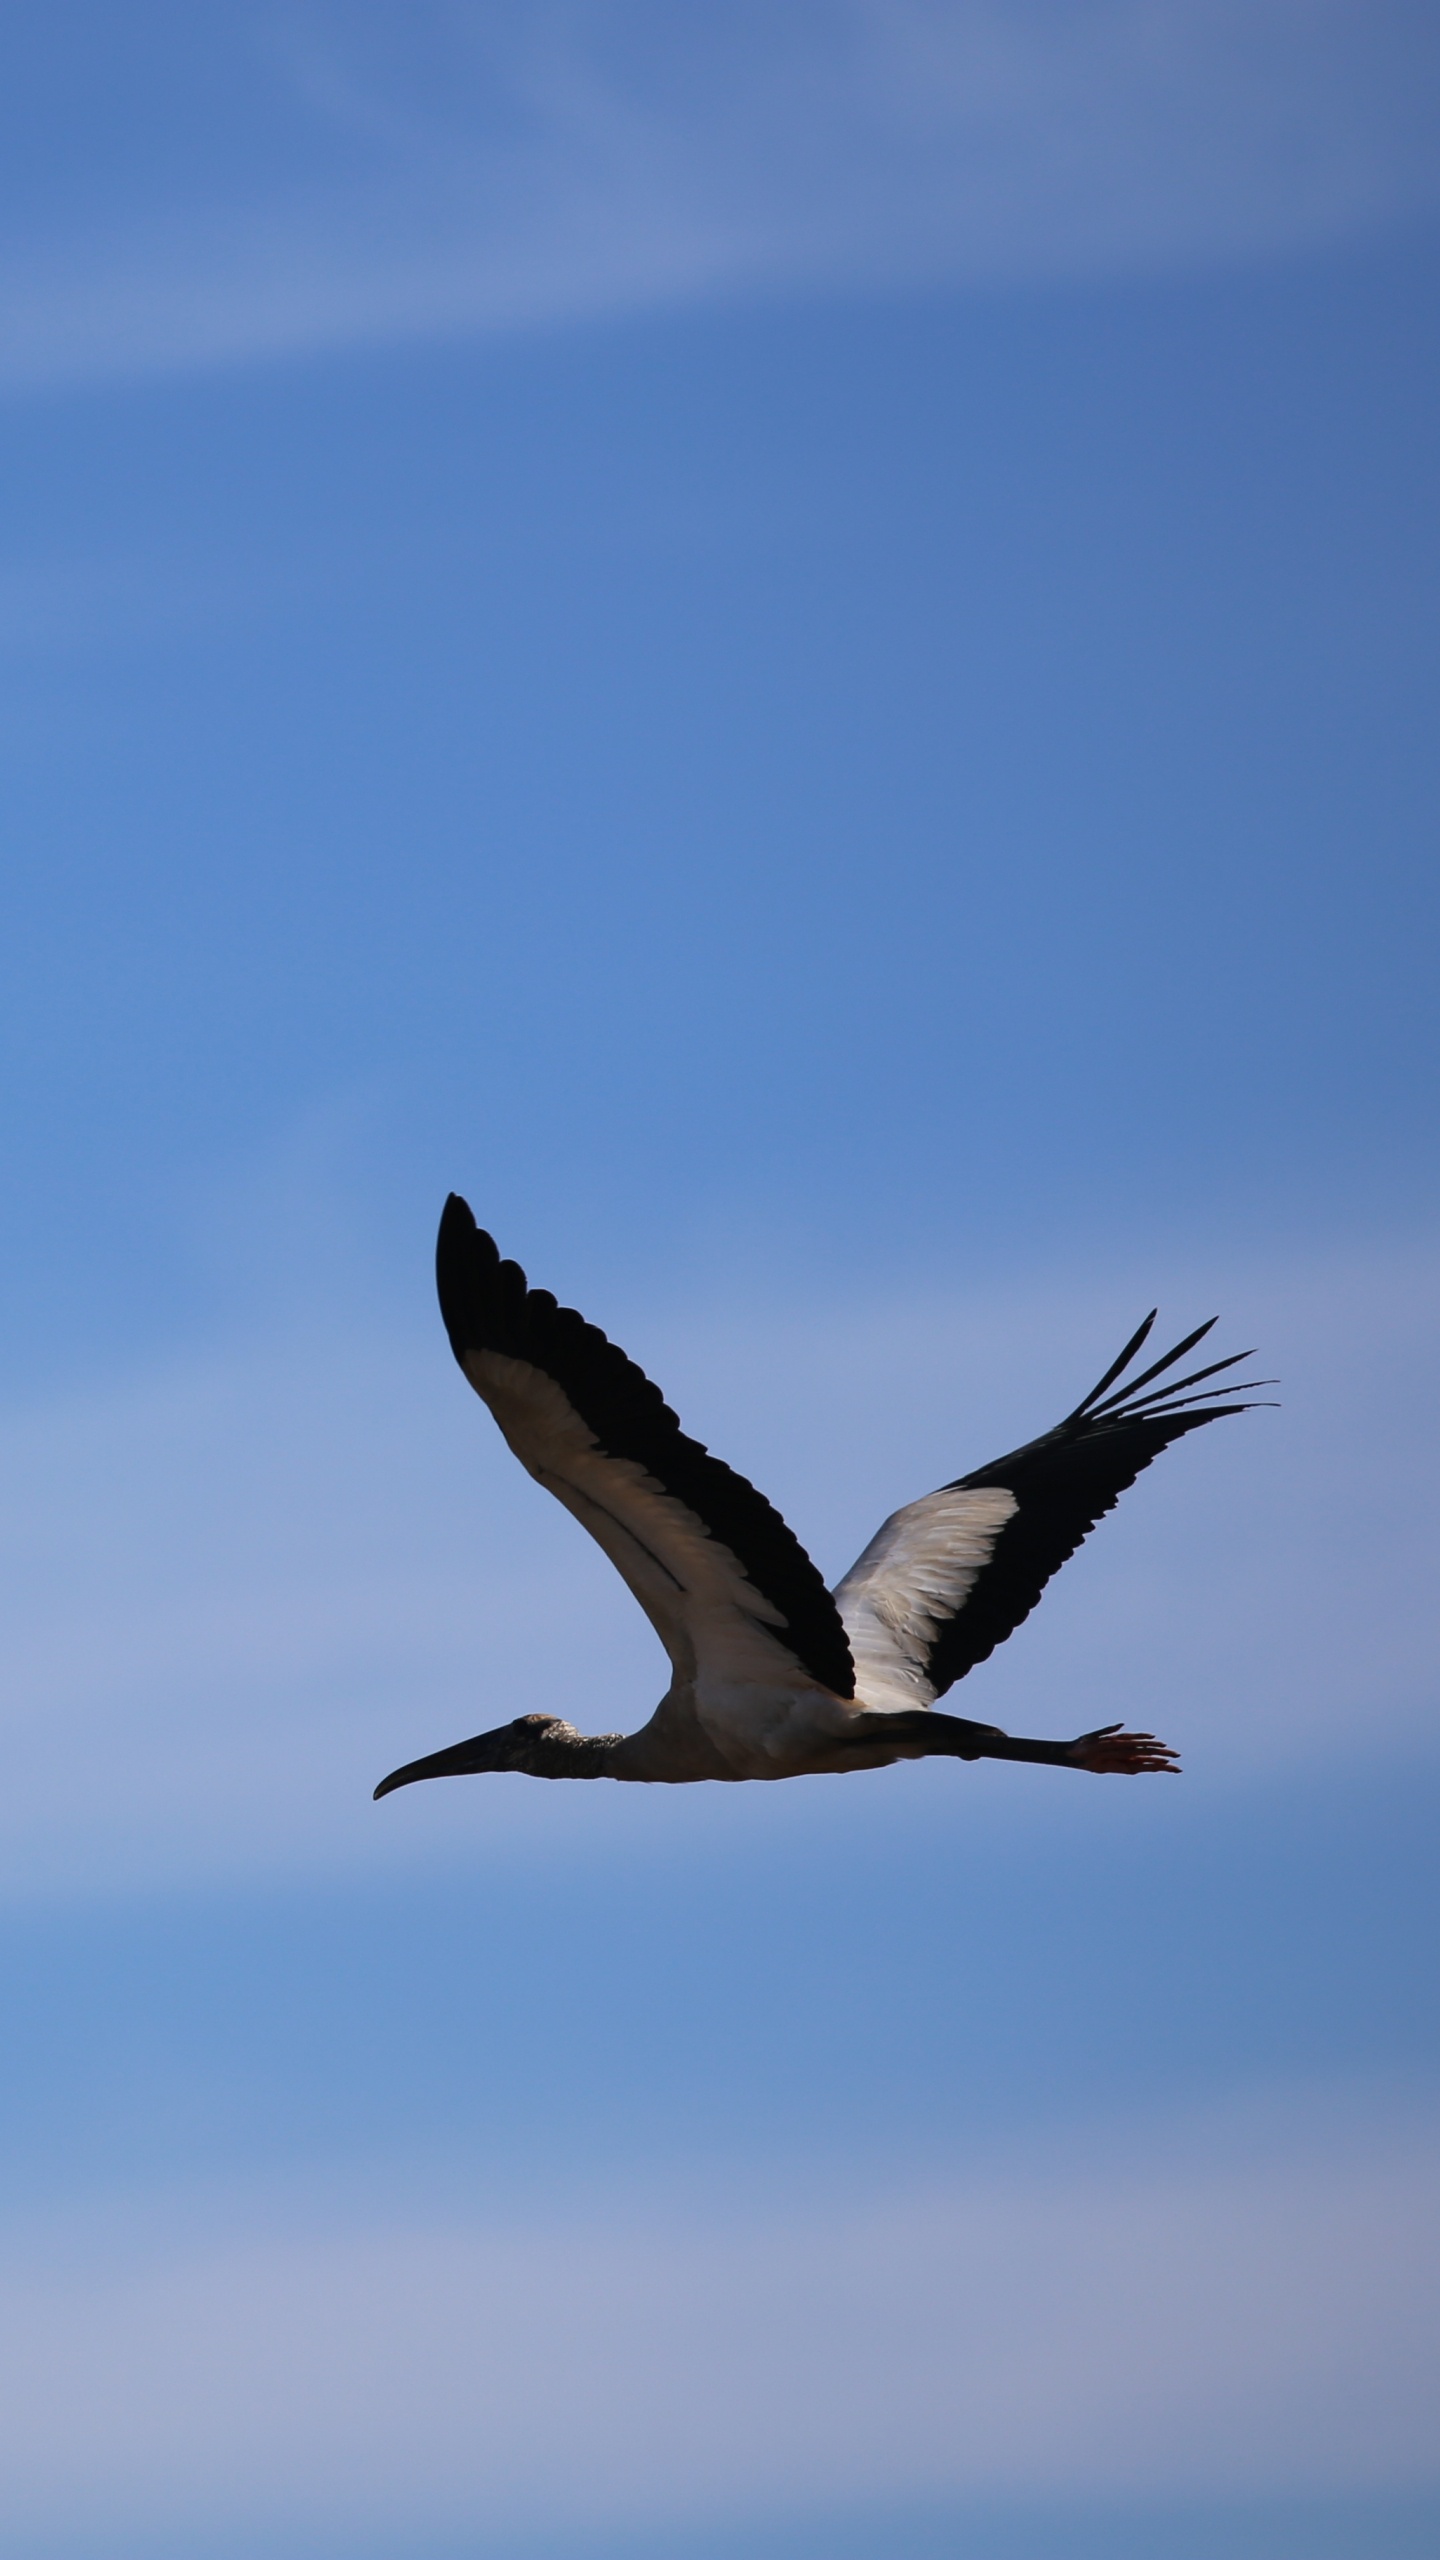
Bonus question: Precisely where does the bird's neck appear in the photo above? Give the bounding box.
[523,1721,628,1779]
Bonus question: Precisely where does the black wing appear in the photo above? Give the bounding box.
[835,1311,1271,1710]
[436,1195,855,1697]
[928,1312,1271,1694]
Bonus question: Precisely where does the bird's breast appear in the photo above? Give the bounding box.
[690,1674,868,1779]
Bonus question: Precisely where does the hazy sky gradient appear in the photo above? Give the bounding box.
[0,7,1436,2555]
[0,4,1436,387]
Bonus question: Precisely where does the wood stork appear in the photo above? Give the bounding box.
[375,1196,1269,1799]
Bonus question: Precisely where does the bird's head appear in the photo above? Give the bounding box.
[373,1713,573,1799]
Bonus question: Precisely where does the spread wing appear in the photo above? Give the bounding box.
[835,1312,1271,1712]
[435,1196,855,1698]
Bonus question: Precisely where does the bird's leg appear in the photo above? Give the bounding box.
[974,1718,1179,1774]
[845,1709,1179,1775]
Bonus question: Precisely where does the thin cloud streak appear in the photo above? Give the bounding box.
[0,2099,1434,2540]
[0,3,1436,391]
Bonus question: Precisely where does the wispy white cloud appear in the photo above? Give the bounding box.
[0,1228,1435,1901]
[0,2,1435,391]
[0,2094,1434,2539]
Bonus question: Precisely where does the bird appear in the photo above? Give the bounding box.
[374,1196,1271,1800]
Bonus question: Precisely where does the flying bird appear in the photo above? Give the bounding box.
[375,1196,1269,1800]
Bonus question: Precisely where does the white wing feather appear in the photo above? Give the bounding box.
[465,1349,817,1692]
[834,1486,1019,1713]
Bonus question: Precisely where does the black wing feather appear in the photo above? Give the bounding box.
[925,1317,1269,1698]
[436,1195,855,1697]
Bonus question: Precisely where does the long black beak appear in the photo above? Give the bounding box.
[373,1728,507,1800]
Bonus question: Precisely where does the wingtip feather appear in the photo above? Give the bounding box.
[1070,1310,1158,1418]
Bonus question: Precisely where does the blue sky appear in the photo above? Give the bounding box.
[0,7,1437,2556]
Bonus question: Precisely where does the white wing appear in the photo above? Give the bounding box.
[436,1198,855,1701]
[834,1308,1270,1712]
[834,1486,1019,1713]
[467,1348,818,1690]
